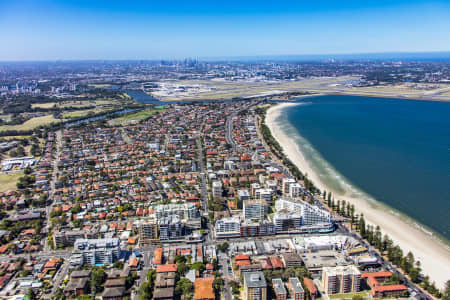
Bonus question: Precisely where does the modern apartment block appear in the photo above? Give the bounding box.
[243,199,267,221]
[273,211,302,232]
[153,203,199,220]
[239,189,251,202]
[275,198,331,226]
[140,219,159,243]
[282,178,297,195]
[272,278,287,300]
[158,215,183,240]
[243,271,267,300]
[255,188,273,203]
[322,266,361,295]
[289,183,303,198]
[215,216,241,238]
[53,230,85,248]
[288,277,305,300]
[73,238,121,266]
[212,181,223,198]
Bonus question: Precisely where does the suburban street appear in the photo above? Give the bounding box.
[44,130,62,250]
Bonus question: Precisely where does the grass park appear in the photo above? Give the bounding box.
[0,171,24,193]
[109,108,164,126]
[0,115,61,132]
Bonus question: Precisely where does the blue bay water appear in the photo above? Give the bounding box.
[279,95,450,241]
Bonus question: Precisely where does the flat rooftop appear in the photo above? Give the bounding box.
[301,250,350,270]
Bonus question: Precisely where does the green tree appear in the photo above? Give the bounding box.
[191,262,206,273]
[212,258,219,270]
[175,254,187,264]
[177,261,189,277]
[443,280,450,300]
[217,242,229,253]
[409,268,420,283]
[175,278,193,296]
[213,277,224,292]
[28,288,36,300]
[139,269,156,299]
[90,267,106,294]
[24,166,32,175]
[359,214,366,237]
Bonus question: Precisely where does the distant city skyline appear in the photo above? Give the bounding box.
[1,0,450,61]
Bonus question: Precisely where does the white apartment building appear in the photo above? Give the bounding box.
[251,183,261,196]
[282,178,297,195]
[275,198,331,226]
[215,216,241,238]
[158,215,183,240]
[73,238,121,266]
[257,189,273,203]
[289,183,303,198]
[238,189,251,202]
[153,203,199,220]
[266,180,278,192]
[212,180,223,198]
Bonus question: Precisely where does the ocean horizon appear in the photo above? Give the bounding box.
[276,95,450,243]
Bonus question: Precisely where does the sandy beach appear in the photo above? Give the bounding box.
[266,103,450,289]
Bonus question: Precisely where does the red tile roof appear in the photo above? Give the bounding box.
[260,258,272,270]
[235,260,251,267]
[234,254,250,261]
[303,278,317,294]
[362,271,393,278]
[153,248,163,266]
[156,264,177,273]
[372,284,408,292]
[194,277,215,300]
[269,256,284,269]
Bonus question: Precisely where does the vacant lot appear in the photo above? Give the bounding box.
[0,115,60,132]
[0,171,23,192]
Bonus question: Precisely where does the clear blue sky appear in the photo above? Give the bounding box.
[1,0,450,60]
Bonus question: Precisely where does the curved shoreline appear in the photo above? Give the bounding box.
[266,102,450,289]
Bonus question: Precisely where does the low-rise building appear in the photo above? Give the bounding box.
[281,253,303,268]
[194,277,215,300]
[288,277,305,300]
[303,278,319,300]
[272,278,287,300]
